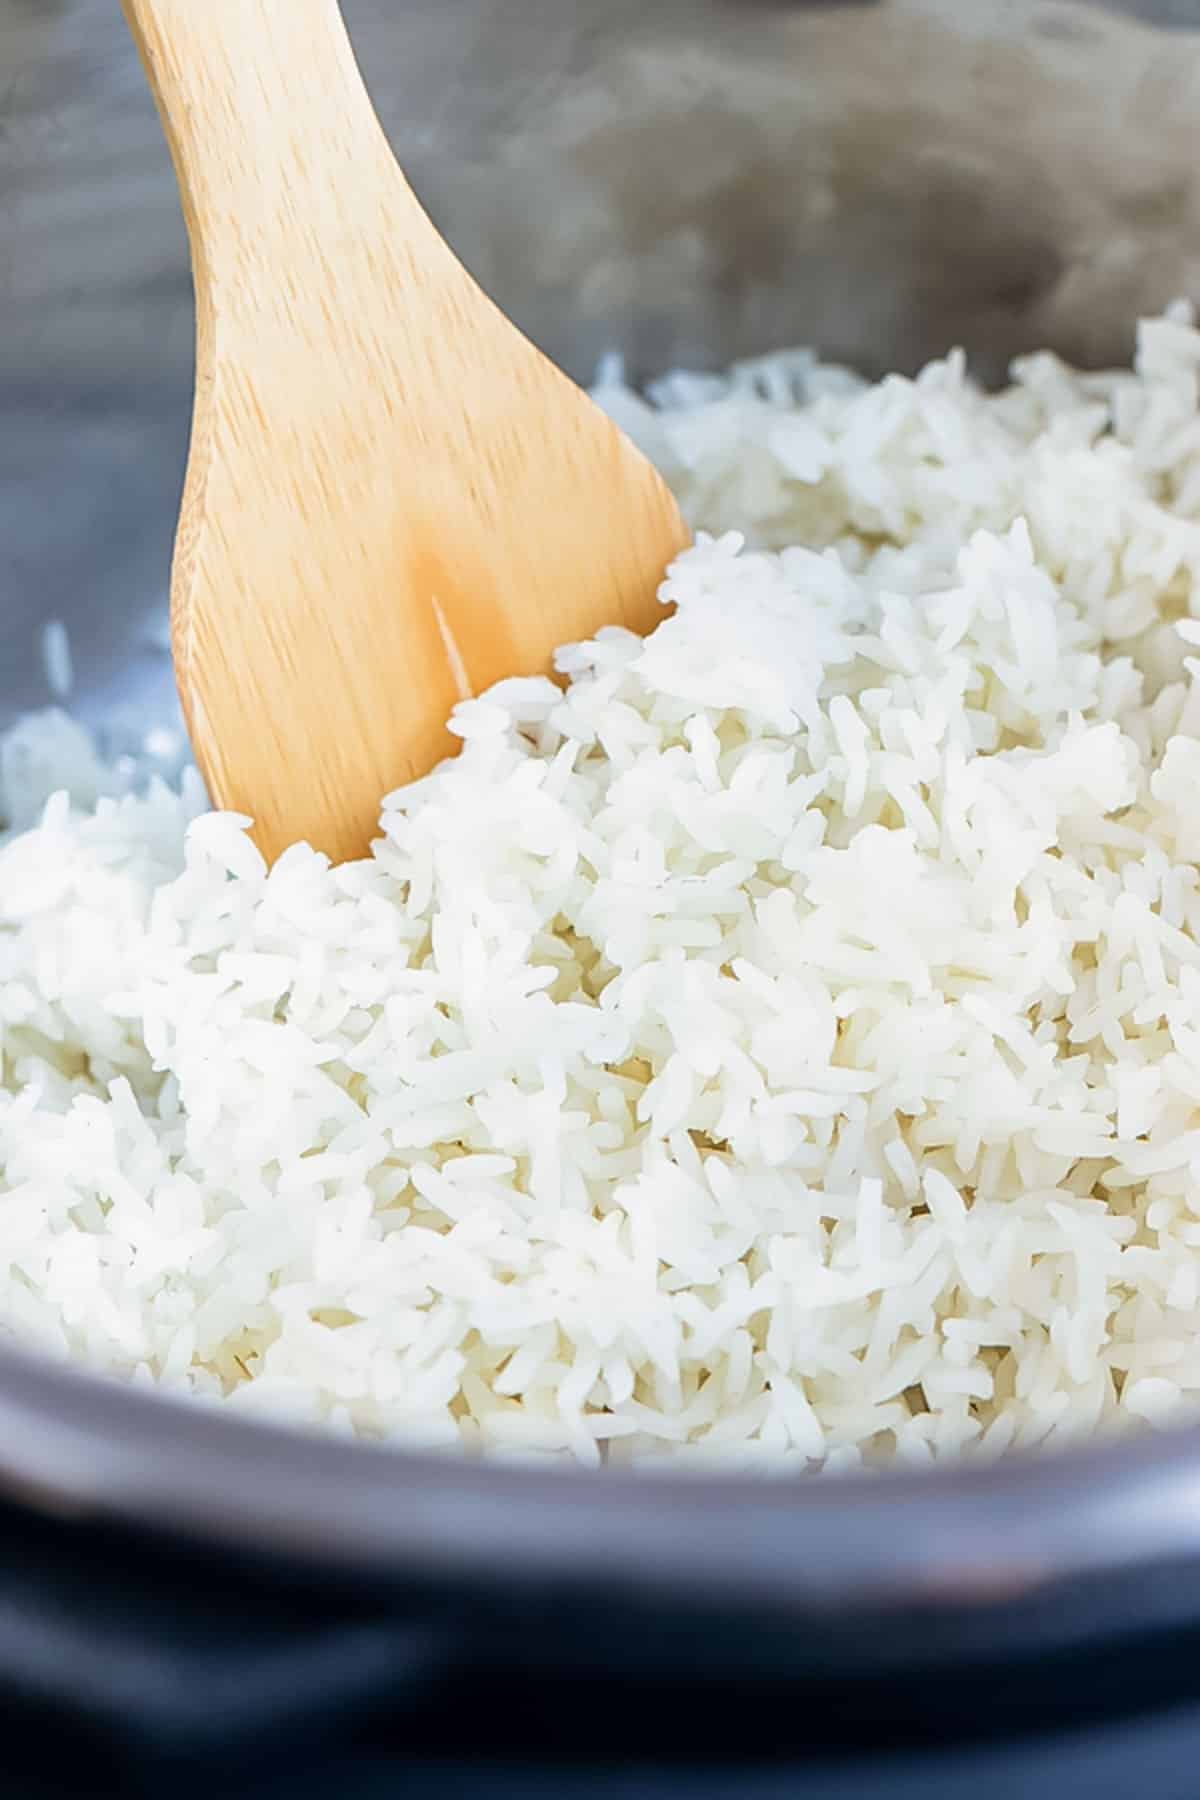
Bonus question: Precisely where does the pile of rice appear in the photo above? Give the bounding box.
[6,310,1200,1471]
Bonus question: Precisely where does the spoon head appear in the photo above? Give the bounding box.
[175,265,687,866]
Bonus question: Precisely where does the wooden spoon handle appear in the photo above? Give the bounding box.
[120,0,445,308]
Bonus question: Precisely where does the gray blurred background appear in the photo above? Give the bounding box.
[4,0,1200,746]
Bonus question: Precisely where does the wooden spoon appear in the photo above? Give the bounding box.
[121,0,688,865]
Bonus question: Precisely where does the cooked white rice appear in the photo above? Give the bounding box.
[6,309,1200,1470]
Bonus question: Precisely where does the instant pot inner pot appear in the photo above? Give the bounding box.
[3,0,1200,1476]
[4,0,1200,1500]
[8,3,1200,1783]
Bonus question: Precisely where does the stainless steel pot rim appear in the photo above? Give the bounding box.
[1,1333,1198,1611]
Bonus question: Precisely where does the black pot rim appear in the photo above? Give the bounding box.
[1,1335,1198,1616]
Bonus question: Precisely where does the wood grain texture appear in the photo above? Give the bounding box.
[120,0,688,865]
